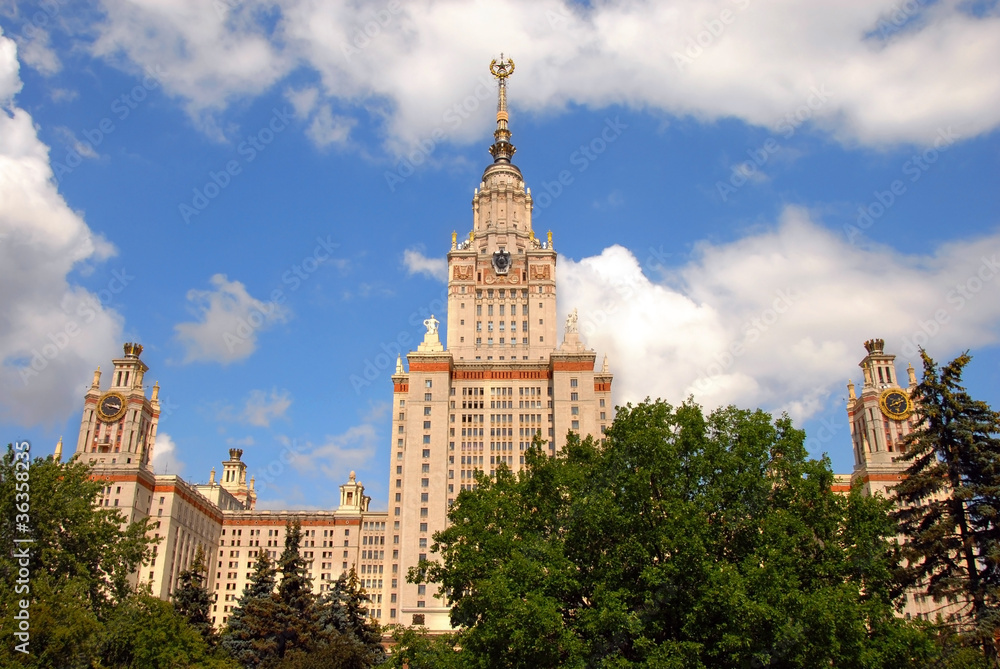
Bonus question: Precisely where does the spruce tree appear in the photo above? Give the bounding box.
[277,521,314,615]
[173,544,214,644]
[316,568,385,664]
[893,350,1000,661]
[221,550,279,667]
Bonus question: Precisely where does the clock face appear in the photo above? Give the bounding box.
[492,250,511,275]
[879,389,913,421]
[97,392,127,422]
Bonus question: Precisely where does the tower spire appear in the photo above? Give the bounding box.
[488,54,516,164]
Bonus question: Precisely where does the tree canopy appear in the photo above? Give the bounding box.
[408,400,948,668]
[0,446,229,668]
[893,350,1000,663]
[221,522,386,669]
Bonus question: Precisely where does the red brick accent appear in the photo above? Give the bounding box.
[452,370,552,380]
[594,382,611,392]
[408,362,451,372]
[552,360,593,372]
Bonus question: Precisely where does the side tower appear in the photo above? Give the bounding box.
[846,338,917,496]
[75,342,160,470]
[386,57,614,631]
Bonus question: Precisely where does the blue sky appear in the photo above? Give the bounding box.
[1,1,998,511]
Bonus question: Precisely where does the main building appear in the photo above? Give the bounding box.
[66,58,946,632]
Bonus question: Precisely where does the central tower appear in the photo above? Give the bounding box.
[445,56,557,361]
[386,58,613,631]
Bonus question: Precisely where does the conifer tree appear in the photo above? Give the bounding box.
[316,568,385,664]
[221,550,280,667]
[893,350,1000,661]
[277,521,314,615]
[173,544,214,644]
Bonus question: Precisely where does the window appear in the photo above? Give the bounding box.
[423,421,431,429]
[570,378,578,387]
[424,393,432,401]
[425,379,432,388]
[424,406,432,415]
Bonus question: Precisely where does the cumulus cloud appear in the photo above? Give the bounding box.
[285,402,388,482]
[0,30,124,426]
[151,432,184,475]
[561,206,1000,423]
[305,104,355,148]
[403,248,447,282]
[174,274,290,364]
[69,0,1000,151]
[242,388,292,427]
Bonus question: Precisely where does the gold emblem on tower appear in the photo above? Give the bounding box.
[488,54,516,164]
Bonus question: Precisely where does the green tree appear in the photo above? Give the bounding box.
[222,549,281,667]
[0,447,155,667]
[173,544,215,644]
[223,522,346,667]
[414,400,940,668]
[893,350,1000,662]
[100,591,237,668]
[316,567,385,663]
[379,625,464,669]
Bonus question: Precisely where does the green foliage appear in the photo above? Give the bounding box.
[100,592,238,668]
[173,544,215,644]
[893,350,1000,662]
[0,447,157,667]
[317,568,386,664]
[222,523,385,668]
[277,521,315,615]
[414,400,941,668]
[379,625,464,669]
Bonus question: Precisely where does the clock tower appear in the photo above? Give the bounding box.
[75,342,160,470]
[846,338,917,496]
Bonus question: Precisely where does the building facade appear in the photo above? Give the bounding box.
[385,56,614,629]
[65,58,959,634]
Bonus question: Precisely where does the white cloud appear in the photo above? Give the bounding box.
[285,85,319,118]
[75,1,1000,150]
[53,126,100,159]
[151,432,184,475]
[403,248,447,282]
[561,206,1000,424]
[305,104,355,148]
[242,388,292,427]
[0,30,124,426]
[174,274,290,364]
[13,28,61,76]
[285,402,388,481]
